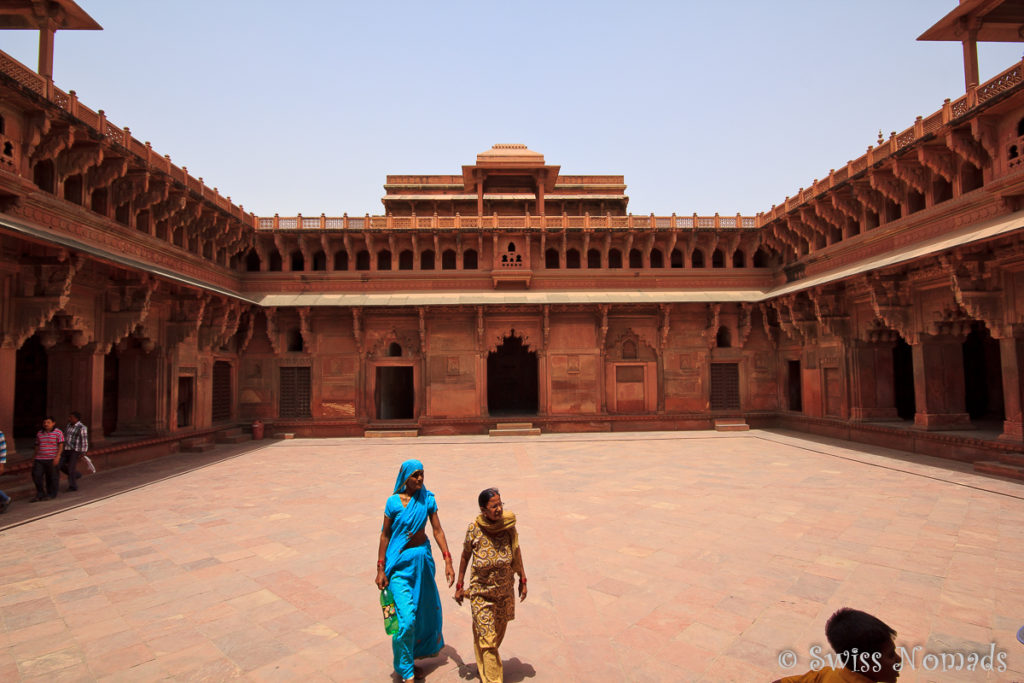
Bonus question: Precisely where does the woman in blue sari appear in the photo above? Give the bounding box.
[376,460,455,682]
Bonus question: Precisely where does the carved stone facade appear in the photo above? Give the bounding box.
[2,3,1024,471]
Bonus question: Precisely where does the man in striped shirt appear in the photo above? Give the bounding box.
[31,417,64,502]
[0,428,10,513]
[62,411,89,492]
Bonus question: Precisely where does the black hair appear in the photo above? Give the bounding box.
[44,416,56,423]
[70,411,81,420]
[825,608,896,660]
[478,488,500,508]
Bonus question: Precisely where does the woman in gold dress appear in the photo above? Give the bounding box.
[454,488,527,683]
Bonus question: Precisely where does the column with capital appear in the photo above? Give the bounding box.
[912,334,972,430]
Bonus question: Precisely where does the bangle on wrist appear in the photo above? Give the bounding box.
[456,582,463,590]
[376,561,385,569]
[519,577,527,583]
[442,551,451,560]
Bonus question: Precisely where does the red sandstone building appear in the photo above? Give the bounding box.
[2,0,1024,480]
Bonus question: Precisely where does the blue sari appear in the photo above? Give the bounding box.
[384,459,444,678]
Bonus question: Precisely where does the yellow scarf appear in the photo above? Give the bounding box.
[475,511,518,553]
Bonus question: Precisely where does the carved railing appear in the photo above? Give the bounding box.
[256,213,758,231]
[760,56,1024,224]
[0,47,254,226]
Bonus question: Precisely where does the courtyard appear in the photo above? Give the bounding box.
[0,430,1021,682]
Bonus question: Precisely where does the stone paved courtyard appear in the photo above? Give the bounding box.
[0,429,1022,682]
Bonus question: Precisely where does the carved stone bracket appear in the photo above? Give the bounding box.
[766,298,804,343]
[298,306,312,352]
[831,188,862,222]
[167,294,209,349]
[542,305,550,352]
[861,273,917,343]
[475,306,485,351]
[757,303,778,349]
[917,146,956,183]
[737,303,753,348]
[3,253,84,349]
[930,305,973,338]
[352,307,363,355]
[892,158,929,195]
[868,170,905,205]
[236,307,258,354]
[945,128,987,170]
[55,143,103,183]
[703,303,722,348]
[939,252,1006,336]
[808,288,851,340]
[659,303,671,351]
[598,304,609,351]
[264,306,281,355]
[29,122,73,165]
[852,181,887,215]
[101,275,158,352]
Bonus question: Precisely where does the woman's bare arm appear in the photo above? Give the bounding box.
[375,515,392,589]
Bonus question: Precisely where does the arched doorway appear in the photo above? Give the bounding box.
[963,323,1004,423]
[892,338,915,420]
[487,331,538,415]
[14,335,48,437]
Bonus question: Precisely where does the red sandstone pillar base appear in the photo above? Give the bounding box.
[913,412,973,430]
[998,420,1024,442]
[998,336,1024,443]
[850,407,900,421]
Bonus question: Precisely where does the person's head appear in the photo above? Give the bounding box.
[404,469,424,494]
[478,488,502,521]
[42,417,56,431]
[68,411,81,423]
[825,608,900,682]
[393,459,426,496]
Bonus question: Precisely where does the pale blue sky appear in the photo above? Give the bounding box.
[2,1,1021,218]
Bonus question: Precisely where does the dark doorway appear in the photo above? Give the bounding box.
[279,367,312,418]
[177,376,194,428]
[376,366,415,420]
[14,335,48,437]
[212,361,232,422]
[963,323,1004,422]
[103,350,119,436]
[487,332,538,415]
[787,360,802,412]
[893,338,915,420]
[710,363,740,411]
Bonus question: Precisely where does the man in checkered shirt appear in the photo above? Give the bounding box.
[62,411,89,492]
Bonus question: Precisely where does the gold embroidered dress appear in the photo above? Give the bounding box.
[464,512,522,683]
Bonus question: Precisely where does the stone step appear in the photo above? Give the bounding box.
[495,422,535,430]
[974,460,1024,481]
[995,452,1024,467]
[364,430,419,438]
[489,425,541,437]
[179,439,216,453]
[714,418,749,432]
[215,433,252,444]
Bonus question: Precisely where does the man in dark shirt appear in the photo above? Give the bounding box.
[62,411,89,492]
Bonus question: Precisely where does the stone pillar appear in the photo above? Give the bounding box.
[0,346,16,454]
[849,341,898,421]
[537,351,548,416]
[912,334,972,430]
[116,347,167,434]
[76,346,106,443]
[998,335,1024,442]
